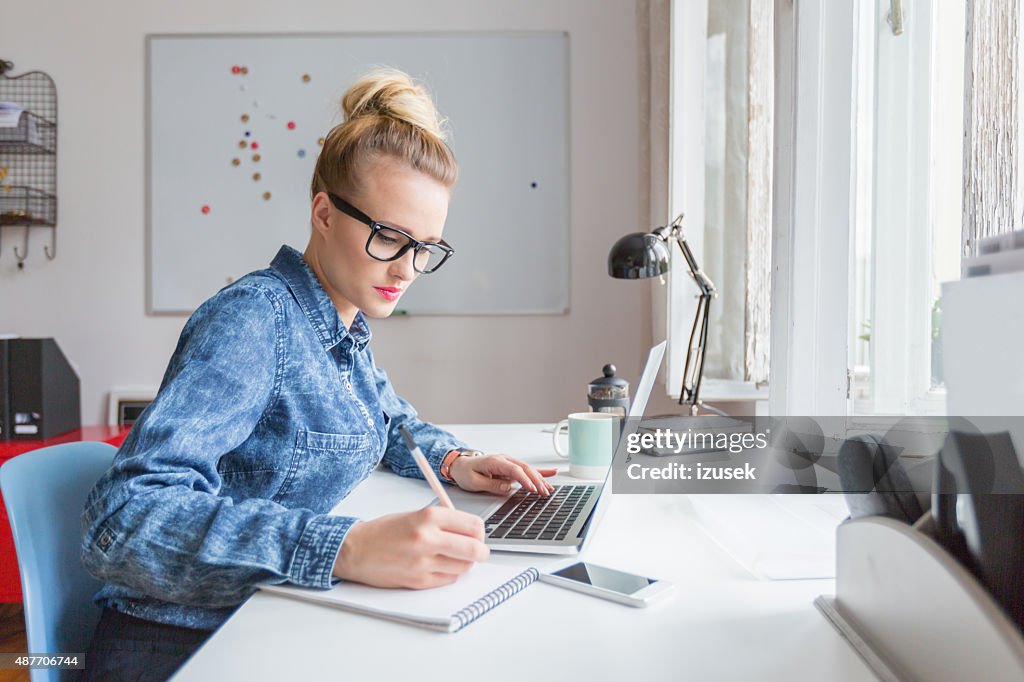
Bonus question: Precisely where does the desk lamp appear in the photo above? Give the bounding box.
[608,213,717,416]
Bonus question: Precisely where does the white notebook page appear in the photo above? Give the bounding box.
[260,560,535,629]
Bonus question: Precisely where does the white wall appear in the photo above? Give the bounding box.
[1,0,685,424]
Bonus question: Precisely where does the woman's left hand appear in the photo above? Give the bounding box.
[449,454,557,497]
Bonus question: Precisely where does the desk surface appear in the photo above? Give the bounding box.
[0,425,131,461]
[174,424,873,681]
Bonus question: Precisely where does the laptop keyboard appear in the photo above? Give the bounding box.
[484,485,596,542]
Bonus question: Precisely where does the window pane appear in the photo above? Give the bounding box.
[850,0,965,416]
[703,0,749,382]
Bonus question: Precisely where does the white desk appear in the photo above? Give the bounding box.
[173,425,873,681]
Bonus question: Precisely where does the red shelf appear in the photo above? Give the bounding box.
[0,425,131,602]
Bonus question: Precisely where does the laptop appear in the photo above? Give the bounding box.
[477,342,666,554]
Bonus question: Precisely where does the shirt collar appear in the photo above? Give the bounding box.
[270,245,372,352]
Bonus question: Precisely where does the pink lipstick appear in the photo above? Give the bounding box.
[374,286,402,302]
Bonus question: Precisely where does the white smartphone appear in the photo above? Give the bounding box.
[539,561,674,607]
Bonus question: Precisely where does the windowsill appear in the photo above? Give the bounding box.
[668,378,769,402]
[852,387,948,418]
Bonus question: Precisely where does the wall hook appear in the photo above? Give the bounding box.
[12,225,29,269]
[44,227,56,259]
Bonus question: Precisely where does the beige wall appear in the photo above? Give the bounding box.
[0,0,692,424]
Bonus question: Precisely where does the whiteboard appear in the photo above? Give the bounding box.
[147,33,569,315]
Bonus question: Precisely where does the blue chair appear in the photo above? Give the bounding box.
[0,441,116,682]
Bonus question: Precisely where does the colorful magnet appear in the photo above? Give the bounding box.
[201,205,211,214]
[231,158,240,166]
[252,153,261,162]
[231,66,241,74]
[297,149,306,158]
[252,172,261,181]
[245,131,251,137]
[287,121,296,130]
[302,73,311,83]
[241,113,250,123]
[239,140,247,148]
[317,137,325,146]
[251,142,259,150]
[262,191,272,200]
[240,66,249,75]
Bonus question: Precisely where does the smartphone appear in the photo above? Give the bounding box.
[539,561,674,607]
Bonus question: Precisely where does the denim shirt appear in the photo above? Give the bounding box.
[81,245,467,630]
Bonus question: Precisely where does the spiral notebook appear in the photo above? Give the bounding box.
[259,562,538,633]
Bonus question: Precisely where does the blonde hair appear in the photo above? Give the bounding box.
[310,67,458,200]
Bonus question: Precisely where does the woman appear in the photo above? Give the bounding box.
[80,68,554,681]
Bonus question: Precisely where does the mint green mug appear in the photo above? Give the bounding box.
[553,412,617,479]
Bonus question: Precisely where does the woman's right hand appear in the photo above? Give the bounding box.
[331,506,490,589]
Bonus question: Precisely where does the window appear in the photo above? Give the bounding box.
[663,0,773,406]
[770,0,973,418]
[849,0,966,416]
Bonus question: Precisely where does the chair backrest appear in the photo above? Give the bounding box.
[0,442,116,682]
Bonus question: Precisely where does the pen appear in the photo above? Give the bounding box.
[399,425,455,509]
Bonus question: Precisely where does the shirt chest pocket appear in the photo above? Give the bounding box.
[272,428,381,512]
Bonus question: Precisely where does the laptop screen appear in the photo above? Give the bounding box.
[572,341,666,546]
[605,341,666,479]
[624,342,666,425]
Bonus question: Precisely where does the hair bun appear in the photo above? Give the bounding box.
[312,67,458,199]
[341,67,448,140]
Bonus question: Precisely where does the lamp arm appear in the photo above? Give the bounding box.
[671,230,716,297]
[659,214,717,415]
[690,292,713,410]
[679,292,713,415]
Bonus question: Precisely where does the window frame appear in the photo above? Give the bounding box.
[773,0,965,422]
[854,0,946,417]
[769,0,858,417]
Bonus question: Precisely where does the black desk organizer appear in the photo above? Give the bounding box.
[0,59,57,269]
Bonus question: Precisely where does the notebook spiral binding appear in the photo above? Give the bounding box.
[452,567,539,631]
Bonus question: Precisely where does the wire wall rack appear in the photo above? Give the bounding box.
[0,59,57,269]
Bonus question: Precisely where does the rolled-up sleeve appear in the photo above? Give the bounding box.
[81,285,356,608]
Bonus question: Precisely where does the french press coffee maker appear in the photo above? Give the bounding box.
[587,364,630,417]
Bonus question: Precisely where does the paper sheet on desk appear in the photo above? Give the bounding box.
[690,494,849,580]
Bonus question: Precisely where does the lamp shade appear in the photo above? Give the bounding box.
[607,232,671,279]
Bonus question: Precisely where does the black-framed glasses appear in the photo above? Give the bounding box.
[327,192,454,274]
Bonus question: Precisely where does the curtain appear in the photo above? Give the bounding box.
[963,0,1022,250]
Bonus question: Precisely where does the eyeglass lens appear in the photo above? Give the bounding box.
[368,226,448,273]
